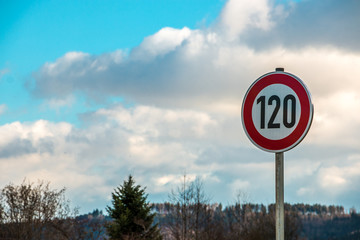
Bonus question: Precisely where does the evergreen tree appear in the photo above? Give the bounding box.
[106,175,162,240]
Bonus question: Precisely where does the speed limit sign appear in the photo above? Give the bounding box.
[242,70,313,153]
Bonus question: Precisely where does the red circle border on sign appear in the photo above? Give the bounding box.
[242,72,313,152]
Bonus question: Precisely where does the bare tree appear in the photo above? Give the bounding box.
[0,179,80,240]
[166,175,213,240]
[167,174,193,240]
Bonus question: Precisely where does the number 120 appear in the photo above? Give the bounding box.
[256,94,296,129]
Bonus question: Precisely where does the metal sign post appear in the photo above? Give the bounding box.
[275,152,284,240]
[241,68,314,240]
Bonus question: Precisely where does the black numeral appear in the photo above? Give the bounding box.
[256,94,296,129]
[268,95,281,128]
[283,95,296,128]
[256,96,265,129]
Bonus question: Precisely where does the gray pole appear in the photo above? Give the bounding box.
[275,67,285,240]
[275,152,285,240]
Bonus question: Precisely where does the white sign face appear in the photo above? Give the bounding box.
[251,84,301,140]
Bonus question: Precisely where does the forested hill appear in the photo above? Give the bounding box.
[152,202,360,240]
[1,179,359,239]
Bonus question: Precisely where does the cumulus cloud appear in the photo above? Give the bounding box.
[10,103,352,210]
[131,27,192,61]
[309,91,360,147]
[29,0,360,113]
[242,0,360,52]
[217,0,275,40]
[11,0,360,210]
[0,105,237,210]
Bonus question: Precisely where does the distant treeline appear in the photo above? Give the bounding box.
[66,203,360,240]
[151,202,360,240]
[1,178,359,239]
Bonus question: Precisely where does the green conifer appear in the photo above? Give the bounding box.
[106,175,162,240]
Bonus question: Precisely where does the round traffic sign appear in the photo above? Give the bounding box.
[242,71,313,153]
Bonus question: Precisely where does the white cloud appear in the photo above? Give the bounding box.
[308,91,360,147]
[0,105,226,211]
[1,103,360,211]
[44,52,90,76]
[241,0,360,52]
[131,27,192,61]
[13,0,360,211]
[41,95,75,111]
[217,0,274,40]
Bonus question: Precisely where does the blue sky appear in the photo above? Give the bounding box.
[1,0,223,124]
[1,0,360,214]
[1,0,223,67]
